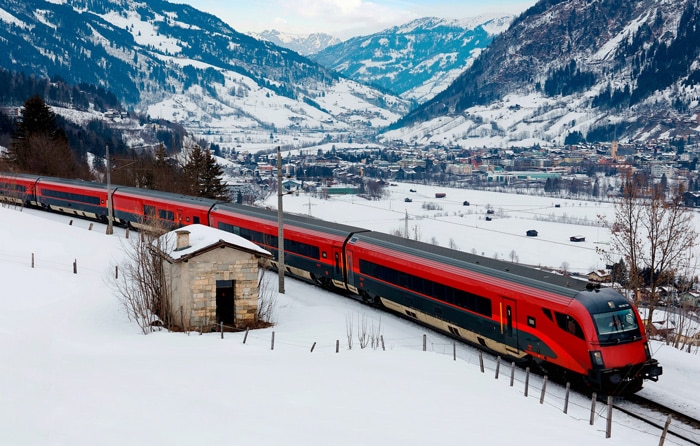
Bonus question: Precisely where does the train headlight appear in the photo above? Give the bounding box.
[590,350,605,368]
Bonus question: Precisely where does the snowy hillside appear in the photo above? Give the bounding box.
[1,189,699,444]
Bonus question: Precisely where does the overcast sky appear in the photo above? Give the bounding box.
[174,0,537,39]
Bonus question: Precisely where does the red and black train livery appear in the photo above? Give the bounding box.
[0,172,662,394]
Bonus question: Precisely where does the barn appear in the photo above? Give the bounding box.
[153,224,271,332]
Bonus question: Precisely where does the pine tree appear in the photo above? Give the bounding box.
[201,148,229,200]
[6,95,89,178]
[182,144,228,200]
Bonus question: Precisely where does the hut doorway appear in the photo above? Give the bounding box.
[216,280,235,326]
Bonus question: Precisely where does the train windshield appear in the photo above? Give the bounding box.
[592,308,642,344]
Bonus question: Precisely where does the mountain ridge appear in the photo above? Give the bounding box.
[386,0,700,146]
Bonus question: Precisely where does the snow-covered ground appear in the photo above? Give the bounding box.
[1,184,699,445]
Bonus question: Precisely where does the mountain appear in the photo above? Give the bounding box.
[309,15,513,103]
[384,0,700,147]
[0,0,409,152]
[253,30,342,56]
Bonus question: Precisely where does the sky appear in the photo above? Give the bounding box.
[174,0,537,38]
[1,182,699,445]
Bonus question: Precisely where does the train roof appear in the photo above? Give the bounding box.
[350,230,590,299]
[114,185,219,207]
[213,202,367,238]
[0,172,42,181]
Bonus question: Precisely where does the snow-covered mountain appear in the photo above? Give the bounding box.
[0,0,409,151]
[309,15,513,103]
[252,30,342,56]
[386,0,700,147]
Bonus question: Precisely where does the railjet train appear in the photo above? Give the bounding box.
[0,172,662,394]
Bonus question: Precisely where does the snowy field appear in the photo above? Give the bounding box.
[265,182,625,276]
[1,184,699,445]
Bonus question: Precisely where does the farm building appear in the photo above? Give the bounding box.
[587,270,611,283]
[526,229,538,237]
[153,224,271,332]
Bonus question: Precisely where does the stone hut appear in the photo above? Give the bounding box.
[154,224,271,331]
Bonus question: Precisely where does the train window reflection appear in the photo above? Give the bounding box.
[593,309,638,335]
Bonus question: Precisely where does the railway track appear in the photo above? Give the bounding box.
[614,394,700,445]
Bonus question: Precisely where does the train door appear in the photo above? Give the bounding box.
[502,297,519,355]
[331,246,346,290]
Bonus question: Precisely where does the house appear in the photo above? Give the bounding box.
[153,224,272,332]
[570,235,585,242]
[587,270,611,283]
[526,229,538,237]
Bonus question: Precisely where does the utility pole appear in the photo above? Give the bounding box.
[106,144,113,235]
[277,146,285,294]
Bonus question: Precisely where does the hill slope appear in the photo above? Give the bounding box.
[386,0,700,146]
[0,0,408,150]
[310,15,513,103]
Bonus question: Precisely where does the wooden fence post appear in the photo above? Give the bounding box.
[336,339,340,353]
[590,393,597,425]
[524,367,530,397]
[510,362,515,387]
[220,322,224,339]
[423,334,427,351]
[539,375,548,404]
[271,331,275,350]
[73,259,77,274]
[380,335,385,351]
[479,351,484,373]
[606,395,613,438]
[494,356,501,379]
[564,382,570,414]
[31,253,34,268]
[89,223,93,231]
[453,342,456,361]
[243,328,249,344]
[115,266,118,279]
[310,342,316,353]
[659,414,672,446]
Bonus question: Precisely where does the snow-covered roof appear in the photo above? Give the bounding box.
[157,224,271,260]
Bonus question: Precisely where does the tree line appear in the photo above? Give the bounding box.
[1,94,229,201]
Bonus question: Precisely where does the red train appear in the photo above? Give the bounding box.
[0,172,663,394]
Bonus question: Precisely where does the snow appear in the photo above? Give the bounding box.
[1,183,700,445]
[160,223,270,259]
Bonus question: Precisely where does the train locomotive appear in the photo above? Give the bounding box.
[0,172,663,394]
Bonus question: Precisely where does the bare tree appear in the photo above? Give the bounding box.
[599,174,697,328]
[255,264,276,327]
[345,314,354,350]
[108,221,172,334]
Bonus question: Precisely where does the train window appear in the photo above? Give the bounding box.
[144,205,155,217]
[193,216,200,224]
[218,222,241,236]
[359,259,492,317]
[542,308,553,321]
[0,182,27,192]
[159,209,175,221]
[555,312,584,340]
[41,188,101,205]
[286,239,320,260]
[527,316,536,328]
